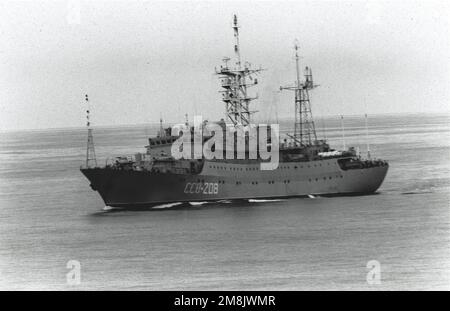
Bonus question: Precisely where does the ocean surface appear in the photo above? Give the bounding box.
[0,113,449,290]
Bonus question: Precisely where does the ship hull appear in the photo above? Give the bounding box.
[81,158,388,208]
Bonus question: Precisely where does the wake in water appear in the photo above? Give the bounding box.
[103,205,119,211]
[217,199,232,204]
[101,197,316,212]
[248,199,286,203]
[189,201,209,206]
[401,190,434,195]
[152,202,184,209]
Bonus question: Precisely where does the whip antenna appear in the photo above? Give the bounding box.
[365,113,371,159]
[340,115,346,150]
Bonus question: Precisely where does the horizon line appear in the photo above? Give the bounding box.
[1,110,449,133]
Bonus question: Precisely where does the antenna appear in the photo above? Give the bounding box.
[294,43,301,142]
[365,113,371,159]
[159,113,164,137]
[340,115,346,150]
[85,94,97,168]
[233,14,241,69]
[294,41,301,88]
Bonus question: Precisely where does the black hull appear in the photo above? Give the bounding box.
[81,159,388,208]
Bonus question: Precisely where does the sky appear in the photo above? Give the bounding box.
[0,0,449,130]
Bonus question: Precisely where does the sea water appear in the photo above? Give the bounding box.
[0,113,449,290]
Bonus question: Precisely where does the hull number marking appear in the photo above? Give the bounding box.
[184,182,219,194]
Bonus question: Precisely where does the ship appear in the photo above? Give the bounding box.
[80,16,389,208]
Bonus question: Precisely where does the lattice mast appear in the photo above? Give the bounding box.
[216,15,263,126]
[280,43,318,146]
[85,94,97,168]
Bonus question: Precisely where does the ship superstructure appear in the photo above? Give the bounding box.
[80,16,388,208]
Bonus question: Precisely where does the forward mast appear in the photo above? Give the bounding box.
[85,94,97,168]
[216,15,263,127]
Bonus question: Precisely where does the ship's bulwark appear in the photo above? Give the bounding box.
[81,158,388,208]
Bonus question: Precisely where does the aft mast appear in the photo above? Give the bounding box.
[216,15,263,126]
[280,43,317,146]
